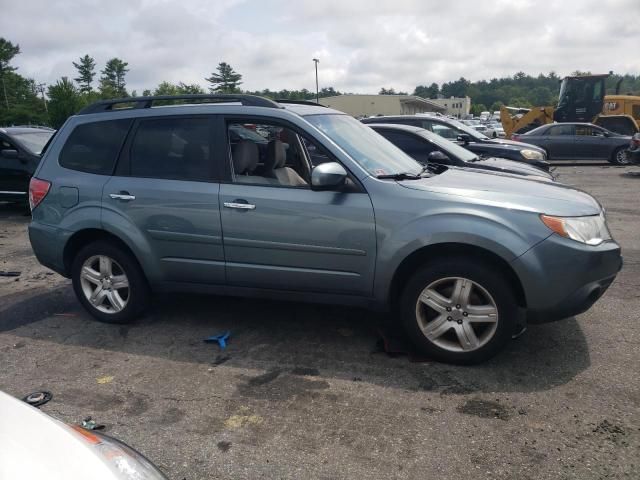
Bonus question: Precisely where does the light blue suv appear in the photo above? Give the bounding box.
[28,95,622,364]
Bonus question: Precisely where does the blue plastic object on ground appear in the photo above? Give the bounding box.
[204,331,230,349]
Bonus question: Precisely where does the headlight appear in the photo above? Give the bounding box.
[540,213,611,245]
[521,149,545,160]
[71,425,168,479]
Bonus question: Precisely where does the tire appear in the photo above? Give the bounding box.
[71,240,149,324]
[609,147,630,165]
[399,256,519,364]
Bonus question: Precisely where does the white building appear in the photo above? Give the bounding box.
[428,96,471,118]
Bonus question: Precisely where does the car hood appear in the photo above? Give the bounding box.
[399,168,600,216]
[487,138,546,152]
[470,157,552,178]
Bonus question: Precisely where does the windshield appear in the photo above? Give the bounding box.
[11,131,54,154]
[305,114,422,176]
[446,118,490,140]
[420,130,478,162]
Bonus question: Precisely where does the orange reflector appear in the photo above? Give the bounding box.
[540,215,568,237]
[70,425,102,445]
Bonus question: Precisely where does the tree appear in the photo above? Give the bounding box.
[73,54,96,93]
[47,77,83,128]
[100,58,129,97]
[205,62,242,93]
[413,82,439,99]
[0,38,21,108]
[470,103,487,116]
[379,87,396,95]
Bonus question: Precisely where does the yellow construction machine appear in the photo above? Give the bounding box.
[500,74,640,138]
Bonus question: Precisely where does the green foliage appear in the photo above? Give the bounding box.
[47,77,83,129]
[414,83,439,99]
[0,72,48,125]
[470,104,487,116]
[73,54,96,93]
[205,62,242,93]
[100,58,129,98]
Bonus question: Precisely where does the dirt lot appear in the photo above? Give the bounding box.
[1,164,639,480]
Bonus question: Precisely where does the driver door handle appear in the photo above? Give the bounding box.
[109,192,136,201]
[224,201,256,210]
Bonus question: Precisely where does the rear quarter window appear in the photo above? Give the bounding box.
[59,119,132,175]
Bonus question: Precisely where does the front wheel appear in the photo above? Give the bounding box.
[399,257,519,364]
[71,241,149,324]
[609,147,630,165]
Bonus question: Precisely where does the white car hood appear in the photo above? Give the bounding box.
[0,391,116,480]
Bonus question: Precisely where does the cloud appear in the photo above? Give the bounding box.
[1,0,638,95]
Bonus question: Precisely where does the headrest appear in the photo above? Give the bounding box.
[232,140,259,174]
[265,139,287,171]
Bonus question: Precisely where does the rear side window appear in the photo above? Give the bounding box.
[547,125,575,136]
[59,119,132,174]
[129,118,210,181]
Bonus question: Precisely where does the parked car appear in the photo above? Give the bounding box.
[361,115,549,170]
[0,126,54,204]
[367,123,554,181]
[0,390,167,479]
[485,123,506,138]
[512,123,632,164]
[29,94,621,364]
[627,133,640,164]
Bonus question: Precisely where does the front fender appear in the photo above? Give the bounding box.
[372,208,552,302]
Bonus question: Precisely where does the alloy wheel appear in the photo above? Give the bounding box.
[616,149,630,165]
[80,255,130,314]
[415,276,498,352]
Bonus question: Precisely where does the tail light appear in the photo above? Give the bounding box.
[512,134,521,141]
[29,177,51,211]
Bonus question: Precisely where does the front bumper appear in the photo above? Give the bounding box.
[511,235,622,324]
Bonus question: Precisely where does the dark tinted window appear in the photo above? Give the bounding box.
[60,120,131,174]
[130,118,210,181]
[378,130,430,154]
[547,125,575,136]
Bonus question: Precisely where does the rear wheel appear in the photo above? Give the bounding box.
[399,257,518,364]
[71,241,149,324]
[609,147,630,165]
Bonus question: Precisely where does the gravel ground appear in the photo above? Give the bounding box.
[1,164,639,479]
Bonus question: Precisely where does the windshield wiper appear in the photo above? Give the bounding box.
[376,171,422,180]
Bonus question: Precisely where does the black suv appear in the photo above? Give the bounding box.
[362,115,549,170]
[0,126,54,203]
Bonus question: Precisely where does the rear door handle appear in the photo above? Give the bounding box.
[223,201,256,210]
[109,192,136,201]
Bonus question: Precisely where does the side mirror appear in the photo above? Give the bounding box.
[311,162,347,191]
[427,151,452,164]
[456,134,471,144]
[1,149,19,159]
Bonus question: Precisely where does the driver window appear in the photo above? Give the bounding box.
[227,121,310,188]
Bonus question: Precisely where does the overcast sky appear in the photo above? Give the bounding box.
[2,0,639,95]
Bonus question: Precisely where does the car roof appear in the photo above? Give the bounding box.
[0,126,55,135]
[367,123,425,133]
[362,114,455,125]
[281,103,345,116]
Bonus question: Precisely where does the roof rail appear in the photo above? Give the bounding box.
[77,94,282,115]
[276,99,327,107]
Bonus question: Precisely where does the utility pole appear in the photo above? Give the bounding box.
[36,83,47,112]
[312,58,319,104]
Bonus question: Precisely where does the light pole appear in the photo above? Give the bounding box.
[312,58,319,104]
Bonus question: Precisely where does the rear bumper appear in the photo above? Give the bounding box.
[512,235,622,324]
[627,149,640,165]
[28,222,70,277]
